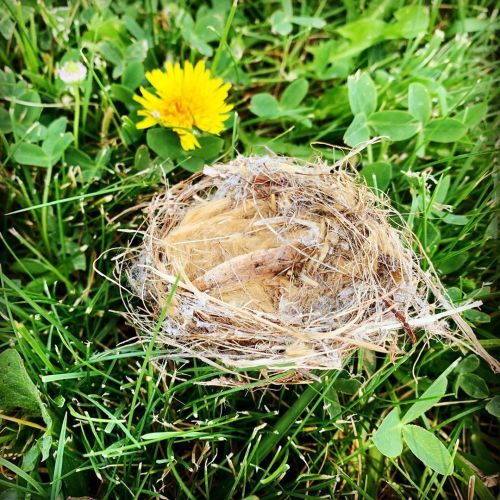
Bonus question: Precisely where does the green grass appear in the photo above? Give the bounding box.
[0,0,499,498]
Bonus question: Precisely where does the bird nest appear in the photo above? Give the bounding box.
[114,155,497,381]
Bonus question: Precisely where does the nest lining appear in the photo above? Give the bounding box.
[116,155,497,377]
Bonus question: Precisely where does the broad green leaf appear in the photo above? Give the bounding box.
[291,16,326,29]
[456,355,480,374]
[111,84,136,108]
[424,118,467,143]
[122,60,144,90]
[467,286,491,300]
[0,10,14,41]
[134,145,150,170]
[124,41,148,63]
[437,252,469,274]
[179,13,213,56]
[457,373,489,399]
[433,175,450,205]
[0,68,17,98]
[387,6,429,39]
[402,377,447,424]
[96,147,111,172]
[250,93,280,118]
[282,0,293,18]
[0,106,12,133]
[270,10,293,36]
[250,138,313,158]
[324,386,342,423]
[361,162,392,191]
[146,128,183,159]
[347,72,377,116]
[455,103,488,129]
[11,258,53,276]
[333,378,361,395]
[451,17,495,34]
[22,444,41,473]
[307,40,335,75]
[190,136,224,160]
[337,18,386,45]
[0,349,53,463]
[402,425,453,475]
[180,157,205,173]
[446,287,462,304]
[436,85,449,116]
[315,86,350,119]
[281,111,312,128]
[65,147,97,182]
[485,396,500,417]
[408,83,431,123]
[372,408,403,458]
[369,111,419,141]
[195,5,226,44]
[87,16,126,44]
[13,143,50,167]
[0,349,42,414]
[462,309,491,324]
[344,113,370,147]
[415,130,426,158]
[147,129,221,171]
[402,359,460,424]
[46,117,67,137]
[442,213,469,225]
[68,253,85,272]
[123,14,146,40]
[425,221,441,248]
[42,132,73,165]
[12,89,42,132]
[96,40,123,67]
[307,41,354,79]
[121,116,144,146]
[281,79,309,109]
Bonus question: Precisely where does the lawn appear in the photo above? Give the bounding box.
[0,0,499,498]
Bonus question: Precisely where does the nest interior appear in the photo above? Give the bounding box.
[122,155,493,375]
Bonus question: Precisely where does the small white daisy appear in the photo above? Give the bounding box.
[58,61,87,85]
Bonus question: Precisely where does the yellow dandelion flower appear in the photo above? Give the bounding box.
[133,60,233,151]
